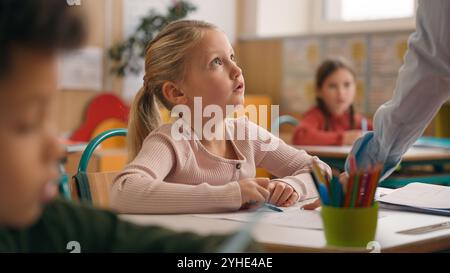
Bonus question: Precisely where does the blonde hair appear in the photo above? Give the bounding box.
[128,20,217,160]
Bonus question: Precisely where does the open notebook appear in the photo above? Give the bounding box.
[378,183,450,216]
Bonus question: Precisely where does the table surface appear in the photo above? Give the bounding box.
[296,145,450,162]
[120,189,450,253]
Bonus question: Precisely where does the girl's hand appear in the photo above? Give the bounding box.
[343,130,363,145]
[267,181,299,207]
[238,177,270,210]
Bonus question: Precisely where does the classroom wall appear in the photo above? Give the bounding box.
[236,39,283,107]
[257,0,311,37]
[236,0,258,36]
[56,0,236,134]
[56,0,123,134]
[56,0,102,133]
[238,0,312,37]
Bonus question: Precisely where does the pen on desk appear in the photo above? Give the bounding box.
[264,203,284,212]
[246,201,283,212]
[397,221,450,235]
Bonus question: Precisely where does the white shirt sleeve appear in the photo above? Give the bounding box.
[346,0,450,180]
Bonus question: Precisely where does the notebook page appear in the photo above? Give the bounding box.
[378,183,450,209]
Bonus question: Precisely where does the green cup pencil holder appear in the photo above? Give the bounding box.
[321,202,379,248]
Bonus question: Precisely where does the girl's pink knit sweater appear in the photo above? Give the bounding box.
[111,117,331,214]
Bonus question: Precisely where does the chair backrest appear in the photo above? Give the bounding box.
[85,171,120,209]
[73,128,127,207]
[271,115,299,133]
[91,119,127,149]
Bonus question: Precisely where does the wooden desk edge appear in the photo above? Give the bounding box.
[261,233,450,253]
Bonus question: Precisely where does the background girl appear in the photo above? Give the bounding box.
[293,59,373,146]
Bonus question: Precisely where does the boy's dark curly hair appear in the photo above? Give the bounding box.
[0,0,87,77]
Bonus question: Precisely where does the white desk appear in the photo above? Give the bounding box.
[119,189,450,253]
[296,145,450,162]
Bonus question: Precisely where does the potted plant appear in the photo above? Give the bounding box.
[108,0,196,77]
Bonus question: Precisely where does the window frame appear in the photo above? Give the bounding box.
[312,0,417,34]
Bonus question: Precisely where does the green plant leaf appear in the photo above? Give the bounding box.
[109,0,197,77]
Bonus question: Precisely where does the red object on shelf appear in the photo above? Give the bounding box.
[70,93,130,142]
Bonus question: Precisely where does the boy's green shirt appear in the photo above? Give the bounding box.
[0,199,254,253]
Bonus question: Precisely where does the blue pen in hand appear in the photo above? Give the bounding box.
[264,203,284,212]
[247,201,284,212]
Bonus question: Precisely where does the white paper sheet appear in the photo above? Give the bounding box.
[58,47,103,91]
[379,183,450,209]
[194,204,390,230]
[194,206,324,230]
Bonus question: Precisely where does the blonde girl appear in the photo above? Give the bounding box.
[111,20,331,214]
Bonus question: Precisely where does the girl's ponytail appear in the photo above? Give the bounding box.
[127,87,161,160]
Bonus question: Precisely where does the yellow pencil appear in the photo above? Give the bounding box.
[312,161,330,191]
